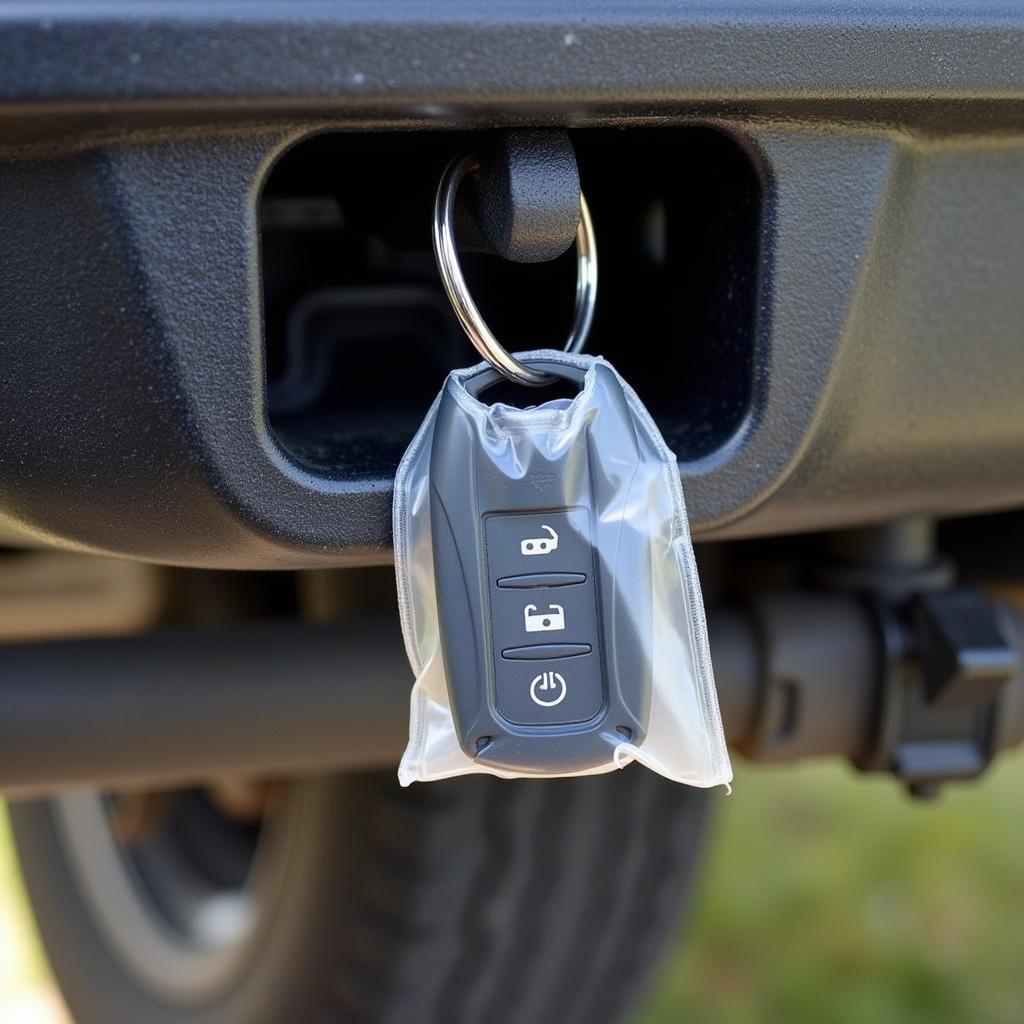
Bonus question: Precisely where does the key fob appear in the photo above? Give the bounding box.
[429,358,652,773]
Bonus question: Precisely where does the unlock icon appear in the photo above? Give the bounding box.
[523,603,565,633]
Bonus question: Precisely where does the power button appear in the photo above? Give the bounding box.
[530,670,568,707]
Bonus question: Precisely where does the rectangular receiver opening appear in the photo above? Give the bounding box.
[260,127,762,480]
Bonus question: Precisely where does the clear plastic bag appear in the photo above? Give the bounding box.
[394,349,731,789]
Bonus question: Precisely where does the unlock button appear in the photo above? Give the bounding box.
[523,603,565,632]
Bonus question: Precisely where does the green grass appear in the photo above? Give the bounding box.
[0,806,55,1018]
[0,755,1022,1022]
[638,751,1024,1024]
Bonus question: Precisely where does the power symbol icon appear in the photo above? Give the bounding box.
[530,671,567,708]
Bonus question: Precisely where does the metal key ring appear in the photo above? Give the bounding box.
[432,153,598,388]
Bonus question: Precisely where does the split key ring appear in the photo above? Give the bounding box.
[432,153,598,388]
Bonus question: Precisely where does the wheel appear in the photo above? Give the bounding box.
[10,768,710,1024]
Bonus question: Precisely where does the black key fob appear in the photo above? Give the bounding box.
[429,358,651,773]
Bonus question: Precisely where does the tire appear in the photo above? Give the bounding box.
[10,768,710,1024]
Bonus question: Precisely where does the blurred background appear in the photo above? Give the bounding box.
[3,752,1022,1024]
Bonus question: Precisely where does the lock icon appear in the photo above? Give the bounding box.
[520,525,558,556]
[523,603,565,633]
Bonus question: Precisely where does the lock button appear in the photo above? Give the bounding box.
[485,508,592,580]
[485,509,605,727]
